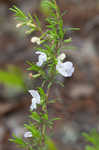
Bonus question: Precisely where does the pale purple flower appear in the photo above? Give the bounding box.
[56,60,74,77]
[35,51,47,66]
[24,131,32,138]
[28,90,40,110]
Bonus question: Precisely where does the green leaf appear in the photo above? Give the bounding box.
[27,63,39,72]
[10,5,27,20]
[9,134,27,148]
[56,80,64,87]
[46,137,57,150]
[50,117,61,122]
[42,114,48,120]
[30,112,41,123]
[32,74,41,79]
[10,5,36,34]
[64,37,72,43]
[63,46,76,50]
[34,15,41,29]
[0,66,25,89]
[28,12,34,22]
[47,82,52,89]
[29,146,35,150]
[41,0,56,13]
[38,87,46,104]
[24,124,41,138]
[27,63,45,76]
[25,28,35,34]
[85,146,95,150]
[36,47,51,56]
[61,10,68,17]
[48,99,56,104]
[83,129,99,150]
[68,27,80,31]
[38,87,46,99]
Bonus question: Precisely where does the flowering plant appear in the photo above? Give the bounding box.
[9,0,78,149]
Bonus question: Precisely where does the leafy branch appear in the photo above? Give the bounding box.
[9,0,76,150]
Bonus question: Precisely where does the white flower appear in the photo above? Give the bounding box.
[57,53,66,61]
[56,60,74,77]
[28,90,40,110]
[31,37,40,45]
[24,131,32,138]
[16,23,23,28]
[35,51,47,66]
[27,22,36,28]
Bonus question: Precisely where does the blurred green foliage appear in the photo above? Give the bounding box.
[83,129,99,150]
[46,138,57,150]
[0,66,25,90]
[40,0,57,15]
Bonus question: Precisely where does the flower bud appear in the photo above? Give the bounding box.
[16,23,23,28]
[31,37,41,45]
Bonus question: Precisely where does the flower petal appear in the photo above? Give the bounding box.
[31,37,40,45]
[24,132,32,138]
[28,90,40,100]
[56,60,74,77]
[36,51,47,66]
[28,90,40,110]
